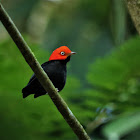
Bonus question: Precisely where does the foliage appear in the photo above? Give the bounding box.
[1,36,140,140]
[0,0,140,139]
[86,37,140,139]
[103,112,140,139]
[0,39,80,140]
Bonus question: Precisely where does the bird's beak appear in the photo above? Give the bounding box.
[70,51,76,55]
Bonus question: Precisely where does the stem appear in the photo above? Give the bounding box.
[0,3,90,140]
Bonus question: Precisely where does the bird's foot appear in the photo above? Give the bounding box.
[56,88,59,92]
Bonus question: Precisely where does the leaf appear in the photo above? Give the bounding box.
[103,112,140,139]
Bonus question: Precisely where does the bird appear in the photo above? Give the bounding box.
[22,46,76,98]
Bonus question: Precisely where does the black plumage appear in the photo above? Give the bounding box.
[22,56,70,98]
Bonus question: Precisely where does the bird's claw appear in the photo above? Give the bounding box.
[56,88,59,92]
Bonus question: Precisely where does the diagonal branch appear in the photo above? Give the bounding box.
[0,3,90,140]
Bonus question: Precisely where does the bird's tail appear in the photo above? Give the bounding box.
[22,86,30,98]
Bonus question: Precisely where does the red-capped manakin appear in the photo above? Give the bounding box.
[22,46,76,98]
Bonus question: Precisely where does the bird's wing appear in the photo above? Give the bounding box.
[27,74,36,85]
[41,61,49,68]
[27,61,49,85]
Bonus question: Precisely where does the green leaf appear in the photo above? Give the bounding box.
[103,112,140,139]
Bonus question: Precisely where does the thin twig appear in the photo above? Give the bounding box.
[0,3,91,140]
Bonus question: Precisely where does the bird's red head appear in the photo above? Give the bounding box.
[49,46,76,61]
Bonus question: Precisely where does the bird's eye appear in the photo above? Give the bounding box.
[60,51,65,55]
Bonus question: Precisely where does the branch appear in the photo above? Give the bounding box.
[0,3,90,140]
[125,0,140,35]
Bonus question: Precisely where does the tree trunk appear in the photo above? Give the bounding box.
[125,0,140,35]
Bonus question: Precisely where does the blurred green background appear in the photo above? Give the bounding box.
[0,0,140,139]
